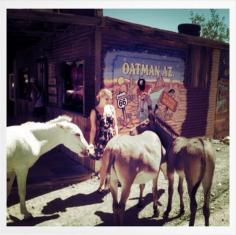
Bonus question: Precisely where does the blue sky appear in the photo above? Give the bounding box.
[103,9,229,33]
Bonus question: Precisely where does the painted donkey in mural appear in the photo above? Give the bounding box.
[7,115,93,220]
[98,131,166,225]
[130,109,215,226]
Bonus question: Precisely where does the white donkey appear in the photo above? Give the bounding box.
[98,131,166,225]
[7,115,92,220]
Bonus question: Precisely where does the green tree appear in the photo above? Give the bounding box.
[190,9,229,42]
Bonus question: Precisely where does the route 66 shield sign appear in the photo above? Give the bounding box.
[116,92,128,109]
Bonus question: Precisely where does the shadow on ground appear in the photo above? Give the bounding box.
[7,147,92,207]
[7,214,60,226]
[7,188,185,226]
[7,190,109,226]
[93,189,182,226]
[42,190,109,214]
[7,175,92,207]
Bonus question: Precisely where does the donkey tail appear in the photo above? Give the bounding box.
[160,146,168,180]
[191,138,207,197]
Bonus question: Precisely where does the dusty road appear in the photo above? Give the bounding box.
[6,139,229,226]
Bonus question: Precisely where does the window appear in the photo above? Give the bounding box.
[18,67,30,100]
[63,60,85,113]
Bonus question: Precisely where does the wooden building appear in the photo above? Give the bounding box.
[7,9,229,172]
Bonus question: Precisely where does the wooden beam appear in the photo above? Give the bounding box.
[104,17,229,50]
[7,9,101,27]
[8,30,53,38]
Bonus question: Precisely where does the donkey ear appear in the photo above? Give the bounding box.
[61,115,72,122]
[148,113,155,123]
[154,104,159,119]
[56,122,70,130]
[154,104,158,113]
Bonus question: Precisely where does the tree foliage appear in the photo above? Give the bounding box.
[190,9,229,42]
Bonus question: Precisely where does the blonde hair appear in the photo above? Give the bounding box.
[96,88,112,101]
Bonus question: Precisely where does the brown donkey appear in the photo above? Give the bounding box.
[131,113,215,226]
[98,131,166,225]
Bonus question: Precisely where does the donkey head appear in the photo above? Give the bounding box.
[56,121,91,158]
[130,113,156,136]
[130,106,177,151]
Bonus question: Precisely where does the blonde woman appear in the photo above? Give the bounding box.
[89,88,118,186]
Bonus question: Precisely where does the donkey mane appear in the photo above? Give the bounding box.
[46,115,72,124]
[155,116,180,138]
[20,115,73,133]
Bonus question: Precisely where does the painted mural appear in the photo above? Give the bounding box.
[103,48,187,134]
[214,50,229,138]
[216,50,229,114]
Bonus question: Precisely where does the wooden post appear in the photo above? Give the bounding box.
[94,26,102,99]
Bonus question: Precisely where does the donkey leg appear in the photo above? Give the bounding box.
[177,174,185,215]
[189,193,197,226]
[117,183,132,226]
[110,177,119,225]
[202,161,214,226]
[163,172,174,219]
[152,174,159,217]
[202,175,214,226]
[15,168,32,220]
[187,181,200,226]
[137,184,145,208]
[202,188,211,226]
[7,171,16,197]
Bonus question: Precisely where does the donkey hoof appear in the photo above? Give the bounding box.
[153,208,159,217]
[23,213,33,220]
[179,208,185,215]
[163,210,169,219]
[97,188,105,194]
[96,187,102,193]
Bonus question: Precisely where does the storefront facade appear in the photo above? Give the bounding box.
[7,9,229,171]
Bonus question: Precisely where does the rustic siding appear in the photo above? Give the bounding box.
[181,88,212,137]
[49,29,95,116]
[214,49,229,138]
[180,46,216,138]
[207,49,220,137]
[13,28,96,170]
[45,29,96,170]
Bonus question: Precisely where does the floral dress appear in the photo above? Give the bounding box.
[94,105,116,160]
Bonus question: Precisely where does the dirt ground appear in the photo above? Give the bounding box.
[6,139,229,227]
